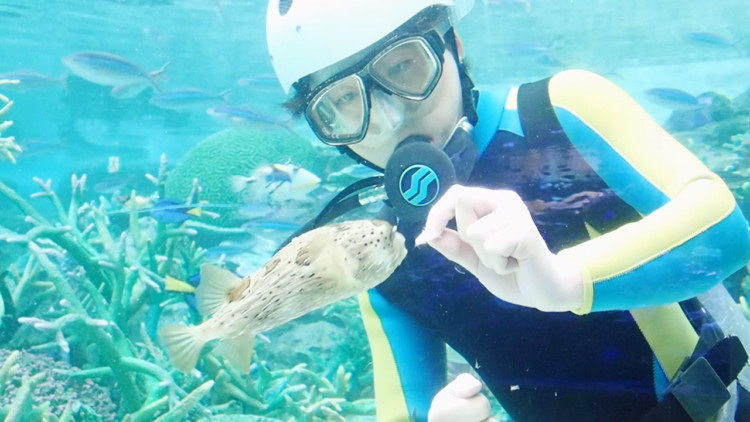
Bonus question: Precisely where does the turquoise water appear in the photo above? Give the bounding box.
[0,0,749,420]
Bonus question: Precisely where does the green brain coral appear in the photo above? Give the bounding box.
[165,128,321,226]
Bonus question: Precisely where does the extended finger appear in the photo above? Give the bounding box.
[461,211,512,272]
[483,222,542,263]
[455,200,478,241]
[418,186,462,243]
[419,186,499,244]
[464,210,510,243]
[480,227,524,275]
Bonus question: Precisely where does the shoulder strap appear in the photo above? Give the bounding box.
[517,75,701,381]
[473,87,507,156]
[517,76,569,148]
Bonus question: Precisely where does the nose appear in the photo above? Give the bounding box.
[368,89,405,136]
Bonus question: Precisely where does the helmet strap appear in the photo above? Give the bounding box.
[443,27,478,126]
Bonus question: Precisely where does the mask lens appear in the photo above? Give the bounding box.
[370,37,441,99]
[306,75,368,145]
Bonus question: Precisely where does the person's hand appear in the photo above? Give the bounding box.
[415,185,583,312]
[428,373,496,422]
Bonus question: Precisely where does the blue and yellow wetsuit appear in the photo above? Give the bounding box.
[359,70,750,422]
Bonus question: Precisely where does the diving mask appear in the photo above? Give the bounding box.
[304,30,446,146]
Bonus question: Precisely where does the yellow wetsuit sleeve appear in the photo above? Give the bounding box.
[547,70,750,314]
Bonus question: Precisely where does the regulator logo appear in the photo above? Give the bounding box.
[399,164,440,207]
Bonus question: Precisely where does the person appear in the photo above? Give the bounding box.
[265,0,750,421]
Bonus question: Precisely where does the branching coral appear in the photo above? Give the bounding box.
[0,154,378,420]
[0,158,212,419]
[0,79,22,163]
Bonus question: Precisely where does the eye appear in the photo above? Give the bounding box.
[334,91,357,107]
[386,59,412,79]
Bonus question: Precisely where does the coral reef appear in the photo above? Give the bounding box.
[668,88,750,196]
[666,91,750,297]
[0,79,23,163]
[0,157,212,420]
[0,148,378,419]
[164,129,321,226]
[0,348,117,420]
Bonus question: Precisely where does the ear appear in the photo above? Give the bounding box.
[455,33,464,59]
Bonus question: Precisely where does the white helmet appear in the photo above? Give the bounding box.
[266,0,474,94]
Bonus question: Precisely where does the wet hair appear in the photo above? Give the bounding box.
[281,5,473,118]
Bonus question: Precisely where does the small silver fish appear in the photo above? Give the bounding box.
[206,104,292,131]
[645,87,712,110]
[61,51,168,90]
[159,219,407,373]
[0,71,66,91]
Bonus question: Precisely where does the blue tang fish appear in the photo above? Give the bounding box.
[149,199,202,224]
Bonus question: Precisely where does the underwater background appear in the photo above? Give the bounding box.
[0,0,749,420]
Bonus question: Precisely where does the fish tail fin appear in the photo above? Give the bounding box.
[158,323,207,373]
[196,264,243,316]
[148,61,171,92]
[218,88,233,103]
[164,275,196,293]
[57,76,68,91]
[214,330,255,373]
[229,175,250,193]
[186,207,202,218]
[281,117,301,138]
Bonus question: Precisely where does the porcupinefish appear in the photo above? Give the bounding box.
[159,219,407,373]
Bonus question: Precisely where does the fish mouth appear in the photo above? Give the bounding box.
[390,225,407,259]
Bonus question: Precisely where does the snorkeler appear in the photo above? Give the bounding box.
[265,0,750,421]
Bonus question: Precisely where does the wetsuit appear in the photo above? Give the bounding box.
[358,69,750,422]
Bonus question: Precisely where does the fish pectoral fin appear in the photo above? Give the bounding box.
[303,232,356,282]
[196,265,243,316]
[158,324,206,373]
[293,231,333,265]
[267,181,285,193]
[214,330,255,373]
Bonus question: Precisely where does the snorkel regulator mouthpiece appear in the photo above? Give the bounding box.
[384,117,477,223]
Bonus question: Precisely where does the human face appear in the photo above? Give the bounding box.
[347,48,463,169]
[303,34,464,169]
[305,33,445,145]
